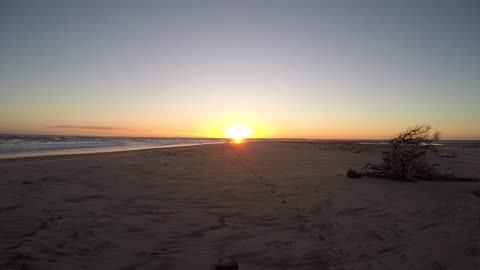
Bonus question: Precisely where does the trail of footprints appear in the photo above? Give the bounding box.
[232,152,286,204]
[232,150,313,234]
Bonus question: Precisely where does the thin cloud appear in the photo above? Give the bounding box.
[48,125,129,131]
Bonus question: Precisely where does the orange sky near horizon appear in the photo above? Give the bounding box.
[1,110,478,140]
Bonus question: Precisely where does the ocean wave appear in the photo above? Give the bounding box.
[0,135,222,154]
[0,138,25,144]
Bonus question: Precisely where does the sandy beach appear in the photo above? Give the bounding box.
[1,141,480,270]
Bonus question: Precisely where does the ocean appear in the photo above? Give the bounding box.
[0,134,224,159]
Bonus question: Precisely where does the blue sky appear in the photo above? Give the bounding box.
[1,0,479,138]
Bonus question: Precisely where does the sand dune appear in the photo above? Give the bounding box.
[1,142,480,269]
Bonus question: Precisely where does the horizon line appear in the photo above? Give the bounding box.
[1,132,479,141]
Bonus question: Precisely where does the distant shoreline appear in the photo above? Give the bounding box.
[1,135,479,160]
[0,142,224,160]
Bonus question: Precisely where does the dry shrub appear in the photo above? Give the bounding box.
[347,125,477,182]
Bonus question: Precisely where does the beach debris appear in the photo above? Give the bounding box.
[346,168,362,178]
[347,125,478,182]
[213,256,239,270]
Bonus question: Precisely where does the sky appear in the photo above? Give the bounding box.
[1,0,479,139]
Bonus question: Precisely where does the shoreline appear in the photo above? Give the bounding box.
[2,137,479,161]
[2,139,478,164]
[0,141,224,161]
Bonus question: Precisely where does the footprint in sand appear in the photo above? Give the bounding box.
[67,194,105,203]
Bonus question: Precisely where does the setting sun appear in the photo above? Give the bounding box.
[224,124,252,142]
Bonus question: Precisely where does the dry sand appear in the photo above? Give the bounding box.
[1,141,480,270]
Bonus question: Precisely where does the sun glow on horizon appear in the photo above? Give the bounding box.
[224,124,252,143]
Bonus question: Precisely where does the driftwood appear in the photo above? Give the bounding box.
[349,125,478,182]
